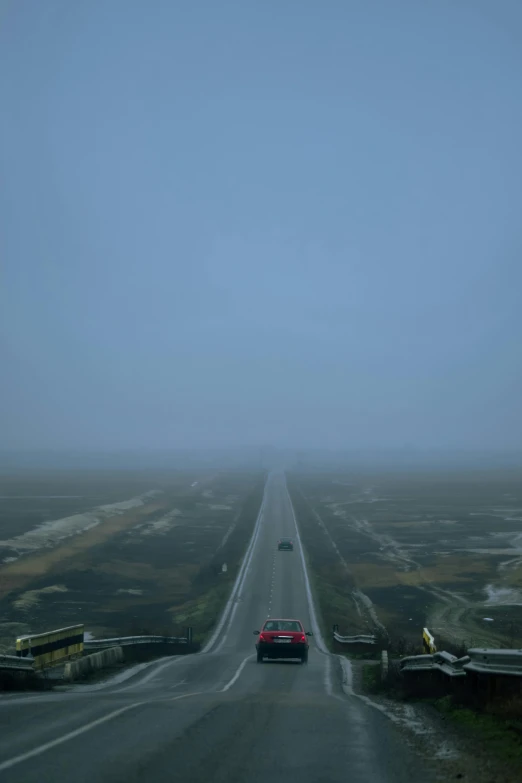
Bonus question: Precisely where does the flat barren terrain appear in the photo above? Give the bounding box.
[289,470,522,650]
[0,470,265,653]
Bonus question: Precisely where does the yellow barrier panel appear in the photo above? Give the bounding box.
[16,624,84,669]
[422,627,436,654]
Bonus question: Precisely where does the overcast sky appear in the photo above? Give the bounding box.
[1,0,521,452]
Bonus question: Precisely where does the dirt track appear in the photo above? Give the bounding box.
[289,470,522,649]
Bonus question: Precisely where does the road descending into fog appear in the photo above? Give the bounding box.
[0,474,432,782]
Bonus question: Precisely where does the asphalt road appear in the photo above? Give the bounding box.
[0,474,432,782]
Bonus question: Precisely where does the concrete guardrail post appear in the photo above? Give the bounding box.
[381,650,389,682]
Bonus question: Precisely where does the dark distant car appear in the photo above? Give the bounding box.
[254,618,312,663]
[277,538,294,551]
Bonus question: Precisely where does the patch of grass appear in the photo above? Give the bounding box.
[313,575,362,638]
[362,663,382,693]
[0,472,266,649]
[169,581,232,644]
[343,651,380,660]
[286,481,368,646]
[288,470,522,648]
[432,696,522,764]
[0,499,168,598]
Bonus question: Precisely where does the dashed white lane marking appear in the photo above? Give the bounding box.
[220,654,254,692]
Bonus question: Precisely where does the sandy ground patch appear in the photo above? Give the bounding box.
[0,490,162,560]
[0,471,265,650]
[13,584,68,611]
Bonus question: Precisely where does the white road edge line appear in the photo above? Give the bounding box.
[219,654,254,692]
[0,704,142,773]
[0,474,339,775]
[113,653,186,692]
[0,655,186,702]
[82,474,269,693]
[0,691,207,774]
[4,479,270,701]
[201,476,270,654]
[284,475,328,654]
[283,475,351,701]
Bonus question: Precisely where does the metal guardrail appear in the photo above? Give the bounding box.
[84,635,188,649]
[0,654,34,672]
[464,648,522,677]
[400,653,435,672]
[400,651,469,677]
[333,632,377,645]
[435,652,470,677]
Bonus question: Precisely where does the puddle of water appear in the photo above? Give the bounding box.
[485,585,522,605]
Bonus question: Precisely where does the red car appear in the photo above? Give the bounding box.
[254,618,312,664]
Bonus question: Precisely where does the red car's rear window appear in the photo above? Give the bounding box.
[263,620,302,632]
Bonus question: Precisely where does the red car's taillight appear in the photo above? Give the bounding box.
[292,634,306,643]
[259,634,267,641]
